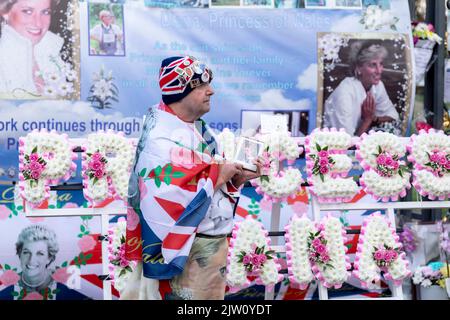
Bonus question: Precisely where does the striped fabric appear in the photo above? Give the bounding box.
[126,102,220,279]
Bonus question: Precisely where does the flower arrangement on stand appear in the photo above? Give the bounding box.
[18,130,77,206]
[82,130,134,205]
[305,128,358,203]
[412,22,443,45]
[251,132,303,203]
[285,214,350,289]
[356,131,411,202]
[108,217,136,294]
[412,22,442,84]
[226,216,282,293]
[353,213,411,289]
[407,129,450,200]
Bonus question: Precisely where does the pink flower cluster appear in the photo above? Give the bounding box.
[22,152,47,181]
[311,149,335,179]
[307,232,331,267]
[375,152,400,177]
[109,243,129,268]
[372,246,399,268]
[86,152,107,181]
[426,150,450,177]
[238,244,274,274]
[260,151,272,176]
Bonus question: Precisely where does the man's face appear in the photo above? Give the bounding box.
[4,0,52,45]
[100,13,113,26]
[182,83,215,119]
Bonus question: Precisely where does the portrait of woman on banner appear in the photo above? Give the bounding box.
[321,37,412,136]
[0,225,84,300]
[0,0,78,99]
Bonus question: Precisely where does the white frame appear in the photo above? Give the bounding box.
[233,136,265,171]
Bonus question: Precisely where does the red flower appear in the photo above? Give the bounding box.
[415,121,432,133]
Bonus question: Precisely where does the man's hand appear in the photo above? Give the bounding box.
[231,158,263,188]
[215,162,243,192]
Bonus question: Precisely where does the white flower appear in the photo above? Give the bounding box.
[58,82,74,96]
[43,71,61,84]
[421,279,432,287]
[43,85,58,97]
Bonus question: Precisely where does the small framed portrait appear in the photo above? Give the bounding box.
[0,0,80,100]
[334,0,362,9]
[241,0,275,8]
[210,0,241,7]
[362,0,391,9]
[88,3,125,57]
[233,137,265,172]
[317,32,413,137]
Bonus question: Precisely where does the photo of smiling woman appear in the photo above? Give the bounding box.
[319,35,413,136]
[0,0,79,99]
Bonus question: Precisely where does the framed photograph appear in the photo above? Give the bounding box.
[362,0,391,9]
[233,137,265,172]
[88,3,125,57]
[0,0,80,100]
[317,32,413,136]
[334,0,362,9]
[241,0,275,8]
[210,0,241,7]
[241,110,310,137]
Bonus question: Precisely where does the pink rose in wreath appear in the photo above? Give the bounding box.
[78,235,97,253]
[126,207,140,231]
[52,267,70,284]
[0,270,20,286]
[0,204,10,220]
[23,292,44,300]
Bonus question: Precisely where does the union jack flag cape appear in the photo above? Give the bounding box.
[125,102,221,279]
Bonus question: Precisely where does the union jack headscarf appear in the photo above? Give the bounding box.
[159,56,213,105]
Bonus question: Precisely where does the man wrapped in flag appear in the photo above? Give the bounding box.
[123,56,262,300]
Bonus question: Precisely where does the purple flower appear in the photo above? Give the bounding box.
[445,161,450,170]
[390,250,398,261]
[385,157,394,166]
[89,160,103,171]
[321,254,330,263]
[439,157,447,166]
[392,161,399,169]
[243,255,251,265]
[252,255,261,267]
[319,158,329,166]
[258,254,267,264]
[29,153,39,162]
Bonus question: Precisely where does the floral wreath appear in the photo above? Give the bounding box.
[356,131,411,202]
[353,212,411,289]
[108,217,136,293]
[82,130,134,205]
[251,132,303,203]
[18,130,77,206]
[407,129,450,200]
[226,216,282,293]
[285,214,350,289]
[305,128,359,203]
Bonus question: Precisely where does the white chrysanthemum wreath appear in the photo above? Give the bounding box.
[108,217,136,294]
[353,213,411,289]
[356,131,411,202]
[285,214,350,289]
[407,129,450,200]
[251,131,303,203]
[306,128,359,203]
[18,129,77,206]
[226,216,283,293]
[82,130,134,205]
